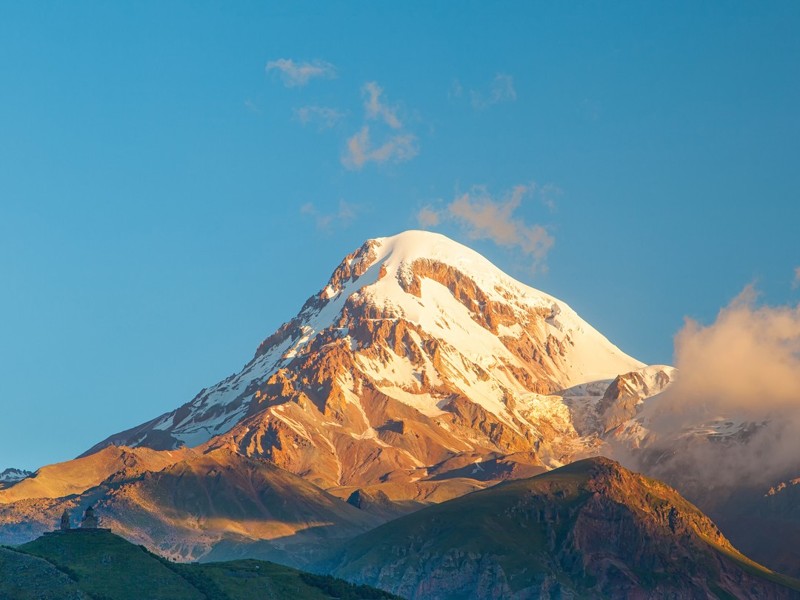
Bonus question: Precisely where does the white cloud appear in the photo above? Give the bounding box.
[471,73,517,110]
[341,126,418,170]
[294,106,344,130]
[627,286,800,488]
[416,184,555,270]
[362,82,402,129]
[664,285,800,417]
[336,81,418,170]
[265,58,337,87]
[417,206,441,227]
[300,200,358,231]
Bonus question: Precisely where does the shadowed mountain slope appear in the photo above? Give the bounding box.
[0,448,380,565]
[321,457,800,599]
[8,529,400,600]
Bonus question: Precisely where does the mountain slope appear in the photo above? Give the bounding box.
[12,529,400,600]
[84,230,645,494]
[0,545,89,599]
[0,445,191,504]
[321,457,800,599]
[0,448,380,565]
[713,477,800,580]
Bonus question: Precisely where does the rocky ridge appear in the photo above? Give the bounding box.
[322,457,800,599]
[0,468,32,485]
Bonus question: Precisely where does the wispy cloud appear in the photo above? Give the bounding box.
[416,184,555,270]
[294,106,345,130]
[417,206,441,227]
[448,79,463,100]
[539,183,562,213]
[362,82,402,129]
[342,126,418,170]
[793,266,800,289]
[342,82,418,170]
[243,98,261,114]
[300,200,358,231]
[471,73,517,110]
[265,58,337,87]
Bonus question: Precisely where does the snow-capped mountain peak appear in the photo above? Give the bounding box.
[85,230,652,489]
[262,230,642,386]
[0,468,32,484]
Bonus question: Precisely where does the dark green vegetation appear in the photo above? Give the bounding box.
[0,544,88,599]
[321,457,800,600]
[1,529,400,600]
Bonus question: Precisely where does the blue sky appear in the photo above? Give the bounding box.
[1,2,798,470]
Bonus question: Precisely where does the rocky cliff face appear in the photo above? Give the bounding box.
[323,458,800,599]
[596,365,675,432]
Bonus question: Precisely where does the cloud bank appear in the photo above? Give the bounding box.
[417,185,555,270]
[630,286,800,489]
[266,59,337,87]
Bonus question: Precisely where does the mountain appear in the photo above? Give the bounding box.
[0,446,191,504]
[688,473,800,581]
[599,373,800,577]
[2,230,671,564]
[0,468,32,486]
[5,529,399,600]
[321,457,800,599]
[84,230,647,499]
[1,229,798,590]
[0,447,380,565]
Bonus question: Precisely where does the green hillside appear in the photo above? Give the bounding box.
[0,545,89,600]
[3,529,399,600]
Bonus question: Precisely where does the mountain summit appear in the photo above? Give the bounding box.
[86,231,648,493]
